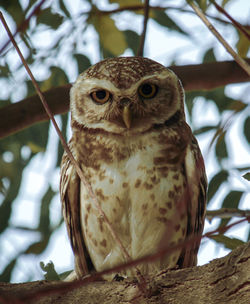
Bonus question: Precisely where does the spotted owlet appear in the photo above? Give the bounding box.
[60,57,207,278]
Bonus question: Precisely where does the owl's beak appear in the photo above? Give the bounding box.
[122,105,132,129]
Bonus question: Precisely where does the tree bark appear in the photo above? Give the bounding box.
[0,59,249,139]
[0,242,249,304]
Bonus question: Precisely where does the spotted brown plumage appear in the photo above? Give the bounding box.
[60,57,207,278]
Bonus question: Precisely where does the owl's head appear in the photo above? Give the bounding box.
[70,57,185,135]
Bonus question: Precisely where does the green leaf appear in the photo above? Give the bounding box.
[205,88,235,113]
[207,170,228,205]
[0,64,11,78]
[209,234,245,250]
[59,0,71,18]
[228,100,247,113]
[152,11,188,35]
[0,145,26,234]
[222,190,243,209]
[25,238,49,255]
[234,166,250,172]
[220,191,244,227]
[194,0,210,11]
[39,186,55,234]
[37,8,64,29]
[74,54,91,74]
[242,172,250,181]
[88,8,127,56]
[193,125,216,136]
[59,270,73,281]
[243,116,250,144]
[124,30,140,55]
[109,0,142,6]
[236,30,250,57]
[222,0,231,7]
[215,131,228,160]
[40,261,60,281]
[18,121,50,153]
[57,113,69,167]
[203,48,216,63]
[0,258,17,282]
[185,91,198,120]
[41,66,69,91]
[1,2,24,24]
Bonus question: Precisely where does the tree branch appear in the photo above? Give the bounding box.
[0,242,249,303]
[137,0,150,56]
[206,208,250,221]
[0,59,249,139]
[211,0,250,40]
[189,1,250,76]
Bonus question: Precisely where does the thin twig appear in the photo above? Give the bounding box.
[206,208,250,221]
[0,0,46,55]
[188,1,250,76]
[137,0,150,56]
[95,5,231,26]
[0,10,146,290]
[211,0,250,41]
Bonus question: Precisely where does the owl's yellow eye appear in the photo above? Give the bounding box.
[91,90,111,104]
[138,83,158,99]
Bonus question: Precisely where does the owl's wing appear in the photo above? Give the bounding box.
[60,146,93,277]
[177,135,207,267]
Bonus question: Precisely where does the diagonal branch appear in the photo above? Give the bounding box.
[0,0,47,55]
[189,1,250,76]
[0,11,147,293]
[211,0,250,41]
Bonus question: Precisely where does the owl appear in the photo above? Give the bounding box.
[60,57,207,279]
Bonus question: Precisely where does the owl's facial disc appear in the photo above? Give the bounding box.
[70,58,185,134]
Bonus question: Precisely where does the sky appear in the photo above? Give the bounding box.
[0,0,249,282]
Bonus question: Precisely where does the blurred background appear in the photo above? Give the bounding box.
[0,0,249,283]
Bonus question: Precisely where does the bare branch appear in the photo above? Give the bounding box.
[137,0,150,57]
[0,59,249,139]
[0,11,147,291]
[98,5,232,25]
[206,208,250,221]
[0,0,47,55]
[189,1,250,76]
[211,0,250,41]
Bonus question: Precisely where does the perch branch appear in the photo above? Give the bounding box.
[0,218,248,303]
[1,242,249,303]
[0,59,249,139]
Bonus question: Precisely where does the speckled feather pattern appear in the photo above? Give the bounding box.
[60,57,207,278]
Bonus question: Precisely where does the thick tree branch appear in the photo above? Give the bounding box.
[0,59,249,139]
[0,242,249,304]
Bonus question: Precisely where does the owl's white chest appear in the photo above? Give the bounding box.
[80,132,187,275]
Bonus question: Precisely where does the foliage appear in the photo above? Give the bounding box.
[0,0,249,282]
